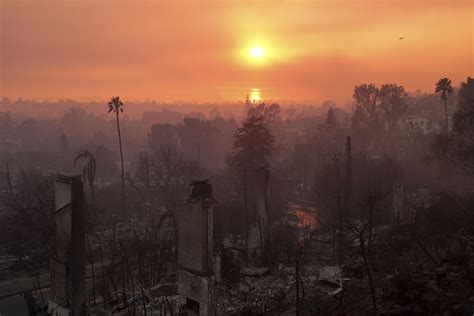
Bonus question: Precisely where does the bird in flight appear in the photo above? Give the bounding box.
[399,37,405,40]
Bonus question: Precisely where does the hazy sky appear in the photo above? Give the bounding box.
[1,0,473,103]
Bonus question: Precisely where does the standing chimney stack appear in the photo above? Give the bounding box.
[49,175,86,316]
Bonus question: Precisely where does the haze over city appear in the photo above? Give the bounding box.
[1,1,474,315]
[2,0,472,102]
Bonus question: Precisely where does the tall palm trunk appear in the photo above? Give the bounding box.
[89,182,95,204]
[116,112,126,219]
[6,163,13,197]
[444,97,449,132]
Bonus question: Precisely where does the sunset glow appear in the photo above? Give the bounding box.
[250,47,265,59]
[1,1,474,313]
[250,88,262,102]
[1,0,472,101]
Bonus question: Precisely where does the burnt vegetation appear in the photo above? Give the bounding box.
[0,77,474,315]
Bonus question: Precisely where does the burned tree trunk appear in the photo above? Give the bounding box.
[359,229,377,312]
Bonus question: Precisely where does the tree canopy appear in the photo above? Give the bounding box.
[230,111,275,173]
[450,77,474,175]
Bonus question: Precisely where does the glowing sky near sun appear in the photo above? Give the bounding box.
[1,0,472,102]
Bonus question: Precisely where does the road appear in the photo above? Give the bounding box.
[0,262,107,299]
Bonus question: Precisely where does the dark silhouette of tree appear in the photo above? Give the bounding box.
[60,107,87,143]
[177,117,219,171]
[134,146,196,212]
[2,170,54,261]
[435,78,453,131]
[353,84,380,131]
[379,83,408,132]
[148,123,178,152]
[352,104,368,130]
[247,102,281,127]
[0,111,13,136]
[209,107,221,120]
[108,96,126,219]
[316,107,343,157]
[230,114,274,172]
[74,149,97,202]
[451,77,474,175]
[324,107,339,130]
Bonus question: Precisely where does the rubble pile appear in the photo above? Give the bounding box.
[216,268,293,314]
[93,287,183,316]
[378,263,474,314]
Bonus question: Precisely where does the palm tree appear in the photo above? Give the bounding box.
[435,78,453,131]
[108,96,126,219]
[74,150,96,202]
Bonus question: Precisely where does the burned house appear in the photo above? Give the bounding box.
[212,166,272,284]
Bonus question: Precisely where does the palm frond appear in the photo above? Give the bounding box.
[74,150,90,168]
[107,96,124,114]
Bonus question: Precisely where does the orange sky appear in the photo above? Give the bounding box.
[1,0,473,103]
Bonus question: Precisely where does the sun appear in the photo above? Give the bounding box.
[249,46,265,59]
[239,43,271,66]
